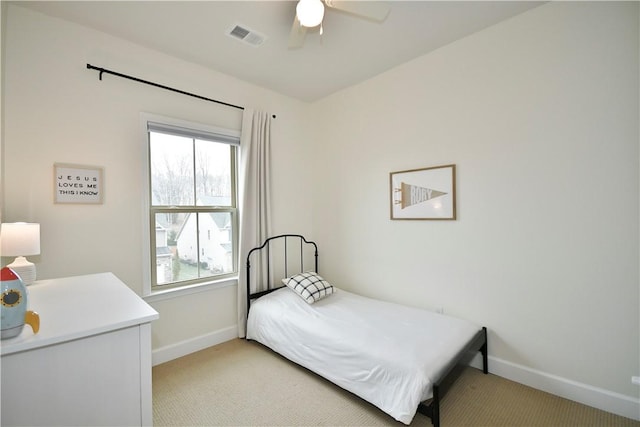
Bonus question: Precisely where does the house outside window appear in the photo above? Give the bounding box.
[144,116,239,292]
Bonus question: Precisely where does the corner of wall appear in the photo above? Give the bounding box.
[0,1,6,223]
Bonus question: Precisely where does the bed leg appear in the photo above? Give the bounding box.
[481,326,488,374]
[417,388,440,427]
[431,385,440,427]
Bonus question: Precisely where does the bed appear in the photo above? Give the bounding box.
[245,234,488,426]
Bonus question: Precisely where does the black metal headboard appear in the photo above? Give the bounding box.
[246,234,318,315]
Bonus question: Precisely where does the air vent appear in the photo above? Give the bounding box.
[226,24,266,47]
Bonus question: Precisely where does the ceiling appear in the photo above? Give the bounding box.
[12,1,544,102]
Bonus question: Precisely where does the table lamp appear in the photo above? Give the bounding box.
[0,222,41,285]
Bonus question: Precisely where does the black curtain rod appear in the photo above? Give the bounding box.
[86,64,275,118]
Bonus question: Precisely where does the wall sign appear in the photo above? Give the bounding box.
[390,164,456,220]
[54,163,104,204]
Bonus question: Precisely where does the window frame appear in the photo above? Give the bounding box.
[140,113,241,298]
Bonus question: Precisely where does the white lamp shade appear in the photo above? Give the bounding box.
[1,223,41,257]
[296,0,324,28]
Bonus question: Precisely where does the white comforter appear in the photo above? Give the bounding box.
[246,287,481,424]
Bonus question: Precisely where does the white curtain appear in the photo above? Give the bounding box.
[237,109,272,337]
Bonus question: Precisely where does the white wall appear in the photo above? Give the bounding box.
[310,0,639,415]
[2,5,314,354]
[1,1,6,223]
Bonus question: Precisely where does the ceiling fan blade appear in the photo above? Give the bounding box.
[324,0,390,22]
[288,15,307,49]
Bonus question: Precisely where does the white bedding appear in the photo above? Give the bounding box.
[246,287,482,424]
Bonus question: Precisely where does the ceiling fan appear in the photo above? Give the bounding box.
[289,0,390,48]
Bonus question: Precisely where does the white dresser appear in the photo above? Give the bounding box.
[1,272,159,426]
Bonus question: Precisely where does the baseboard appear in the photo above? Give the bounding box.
[152,325,238,366]
[470,354,640,421]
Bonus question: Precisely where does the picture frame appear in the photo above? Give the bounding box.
[54,163,104,204]
[390,164,456,220]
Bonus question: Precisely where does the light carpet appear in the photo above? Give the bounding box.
[153,338,639,426]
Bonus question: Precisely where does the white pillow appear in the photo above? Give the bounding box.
[282,271,335,304]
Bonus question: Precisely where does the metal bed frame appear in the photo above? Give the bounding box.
[245,234,318,313]
[245,234,488,427]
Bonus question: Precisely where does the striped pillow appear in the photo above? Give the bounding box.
[282,272,335,304]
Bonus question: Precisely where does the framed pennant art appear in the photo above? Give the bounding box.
[390,164,456,220]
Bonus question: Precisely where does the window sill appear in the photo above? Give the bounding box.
[143,276,237,303]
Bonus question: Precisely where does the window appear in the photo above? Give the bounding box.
[144,117,239,292]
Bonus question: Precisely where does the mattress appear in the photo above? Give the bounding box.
[246,287,481,424]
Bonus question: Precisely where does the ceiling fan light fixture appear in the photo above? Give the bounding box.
[296,0,325,28]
